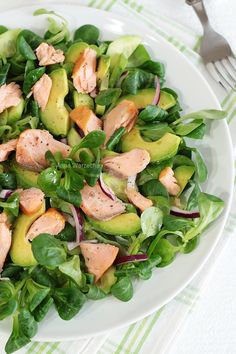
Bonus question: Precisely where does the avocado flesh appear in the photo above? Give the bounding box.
[102,173,128,202]
[121,127,181,162]
[65,42,89,63]
[67,127,94,162]
[88,213,141,236]
[0,97,24,124]
[119,89,176,110]
[40,68,69,136]
[97,266,117,294]
[10,201,46,266]
[73,91,94,110]
[10,160,39,188]
[174,165,195,196]
[96,55,110,115]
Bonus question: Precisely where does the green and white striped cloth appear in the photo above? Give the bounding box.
[1,1,235,353]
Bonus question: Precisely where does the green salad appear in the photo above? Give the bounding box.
[0,9,226,353]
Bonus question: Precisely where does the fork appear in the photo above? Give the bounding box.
[186,0,236,92]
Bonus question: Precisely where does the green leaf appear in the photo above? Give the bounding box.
[25,279,50,312]
[95,88,122,106]
[18,309,37,338]
[53,287,86,320]
[32,234,67,267]
[139,105,168,122]
[17,35,36,60]
[140,60,165,77]
[86,285,107,300]
[33,296,54,322]
[56,186,82,207]
[0,63,10,85]
[111,277,133,302]
[121,68,155,95]
[70,131,106,157]
[163,214,193,232]
[174,119,203,136]
[106,127,126,151]
[138,159,173,186]
[0,172,17,189]
[172,109,227,126]
[147,229,182,257]
[19,29,43,50]
[192,148,208,183]
[5,314,30,354]
[141,206,163,237]
[148,196,170,215]
[141,180,169,198]
[23,67,45,95]
[38,167,62,193]
[155,238,179,267]
[184,192,224,241]
[186,181,201,211]
[0,192,20,217]
[0,298,18,320]
[74,24,99,44]
[59,256,84,287]
[56,222,76,242]
[137,122,173,141]
[186,123,206,139]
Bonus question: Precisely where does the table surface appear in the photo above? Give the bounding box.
[0,1,235,354]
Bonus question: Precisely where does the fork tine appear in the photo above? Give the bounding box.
[228,56,236,71]
[214,61,236,92]
[206,62,233,91]
[222,58,236,82]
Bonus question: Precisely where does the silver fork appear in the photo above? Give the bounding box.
[186,0,236,92]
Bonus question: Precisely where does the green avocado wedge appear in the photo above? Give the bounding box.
[121,127,181,162]
[10,201,46,266]
[174,165,195,196]
[118,89,176,110]
[40,68,69,136]
[87,213,141,236]
[10,160,39,188]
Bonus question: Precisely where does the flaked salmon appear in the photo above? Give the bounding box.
[159,167,180,196]
[80,182,125,221]
[101,148,150,179]
[26,208,65,241]
[0,213,11,272]
[103,100,138,144]
[126,188,153,212]
[36,42,65,66]
[16,129,71,172]
[70,106,102,135]
[0,82,22,113]
[19,188,45,215]
[32,74,52,111]
[72,48,97,94]
[0,139,18,162]
[80,242,119,282]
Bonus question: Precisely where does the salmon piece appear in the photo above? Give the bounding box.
[31,74,52,111]
[16,129,71,172]
[126,188,153,212]
[159,167,180,196]
[103,100,138,144]
[80,182,125,221]
[19,188,45,215]
[101,148,150,179]
[0,139,18,162]
[0,213,11,272]
[36,42,65,66]
[80,242,119,282]
[0,82,22,113]
[26,208,65,241]
[72,48,97,94]
[70,106,102,135]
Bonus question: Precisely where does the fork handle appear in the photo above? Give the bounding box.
[186,0,211,31]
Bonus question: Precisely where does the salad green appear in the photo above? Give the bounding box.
[0,9,226,353]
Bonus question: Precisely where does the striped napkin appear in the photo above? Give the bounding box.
[0,1,235,353]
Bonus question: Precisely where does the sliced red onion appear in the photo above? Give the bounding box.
[90,87,99,98]
[127,175,137,189]
[152,76,160,105]
[67,205,84,250]
[114,254,148,266]
[62,212,75,227]
[0,190,13,199]
[117,71,128,88]
[98,174,116,201]
[60,138,68,144]
[170,206,200,219]
[80,239,98,244]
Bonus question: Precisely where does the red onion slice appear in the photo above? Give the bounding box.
[98,174,117,201]
[60,138,68,145]
[117,71,128,88]
[67,205,84,250]
[80,240,98,244]
[0,190,13,199]
[170,206,200,219]
[90,87,99,98]
[152,76,160,105]
[114,254,148,266]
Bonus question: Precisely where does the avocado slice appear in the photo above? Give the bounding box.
[119,89,176,110]
[109,54,128,88]
[0,29,21,58]
[174,165,195,195]
[101,149,119,158]
[73,91,94,110]
[40,68,69,136]
[67,127,94,162]
[88,213,141,236]
[10,201,46,266]
[121,127,181,162]
[10,160,39,188]
[65,42,89,63]
[97,266,117,294]
[102,173,128,202]
[0,97,25,124]
[107,35,141,68]
[96,55,110,115]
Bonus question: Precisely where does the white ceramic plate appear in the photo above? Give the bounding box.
[1,4,234,341]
